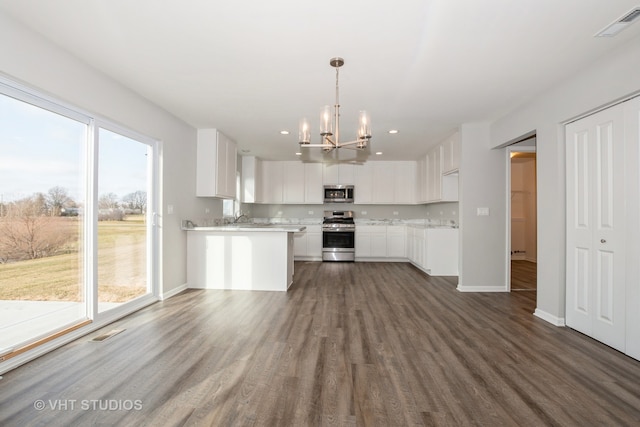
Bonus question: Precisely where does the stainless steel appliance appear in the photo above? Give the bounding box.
[323,185,354,203]
[322,210,355,261]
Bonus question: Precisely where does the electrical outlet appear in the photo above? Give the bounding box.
[167,204,174,215]
[308,210,314,215]
[205,208,210,214]
[361,211,367,215]
[393,211,399,215]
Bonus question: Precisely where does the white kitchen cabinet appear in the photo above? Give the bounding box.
[283,161,305,203]
[426,146,442,202]
[407,226,426,267]
[356,162,416,205]
[307,226,322,257]
[196,129,237,199]
[304,163,324,204]
[260,161,283,204]
[386,225,406,258]
[323,163,355,185]
[425,228,459,275]
[355,225,387,259]
[372,162,395,204]
[354,163,373,204]
[416,156,428,203]
[241,156,261,203]
[294,225,322,259]
[441,131,460,174]
[187,228,297,291]
[394,162,417,204]
[293,231,307,257]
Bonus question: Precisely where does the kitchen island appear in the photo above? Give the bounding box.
[185,224,306,292]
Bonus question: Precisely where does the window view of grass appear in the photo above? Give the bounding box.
[0,215,147,303]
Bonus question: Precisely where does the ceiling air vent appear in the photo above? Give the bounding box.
[595,6,640,37]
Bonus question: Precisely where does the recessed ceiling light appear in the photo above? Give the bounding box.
[295,152,302,156]
[280,130,290,135]
[375,151,383,155]
[388,129,399,134]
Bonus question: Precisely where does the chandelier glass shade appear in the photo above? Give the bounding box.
[298,57,371,152]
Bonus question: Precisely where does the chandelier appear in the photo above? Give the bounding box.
[298,57,371,152]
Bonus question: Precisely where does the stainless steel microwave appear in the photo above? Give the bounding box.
[323,185,354,203]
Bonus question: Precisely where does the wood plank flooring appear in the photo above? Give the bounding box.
[511,260,537,290]
[1,261,639,426]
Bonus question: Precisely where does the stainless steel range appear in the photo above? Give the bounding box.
[322,210,355,262]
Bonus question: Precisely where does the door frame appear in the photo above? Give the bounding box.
[505,144,536,292]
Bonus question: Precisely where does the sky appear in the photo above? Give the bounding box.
[0,93,148,204]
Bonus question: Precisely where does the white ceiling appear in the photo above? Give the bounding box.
[2,1,640,162]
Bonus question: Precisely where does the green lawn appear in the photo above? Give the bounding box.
[0,216,147,302]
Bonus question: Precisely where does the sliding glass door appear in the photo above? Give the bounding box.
[97,128,152,313]
[0,80,158,357]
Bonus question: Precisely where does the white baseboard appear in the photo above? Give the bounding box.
[533,308,565,326]
[161,283,187,300]
[457,285,507,292]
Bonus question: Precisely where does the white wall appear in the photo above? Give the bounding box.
[487,32,640,323]
[0,14,221,296]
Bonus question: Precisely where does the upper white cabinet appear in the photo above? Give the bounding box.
[282,162,323,204]
[355,162,417,204]
[241,156,261,203]
[394,162,417,204]
[304,163,324,204]
[254,161,323,204]
[441,131,460,174]
[260,161,284,204]
[196,129,237,199]
[283,161,305,203]
[323,163,355,185]
[354,163,374,204]
[420,132,459,204]
[372,162,395,203]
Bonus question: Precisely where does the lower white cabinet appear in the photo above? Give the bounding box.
[386,225,406,258]
[294,225,322,259]
[355,225,387,258]
[424,228,459,275]
[406,225,458,275]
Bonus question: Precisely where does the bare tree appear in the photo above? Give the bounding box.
[46,186,73,216]
[0,195,72,262]
[122,190,147,214]
[99,192,120,210]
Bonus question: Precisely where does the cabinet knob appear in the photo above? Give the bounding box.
[600,239,607,243]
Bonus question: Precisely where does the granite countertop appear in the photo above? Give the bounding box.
[184,224,306,232]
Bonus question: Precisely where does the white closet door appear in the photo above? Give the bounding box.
[566,102,626,352]
[625,96,640,360]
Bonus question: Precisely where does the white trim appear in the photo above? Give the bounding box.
[505,144,537,293]
[457,285,507,292]
[533,308,566,326]
[161,283,187,300]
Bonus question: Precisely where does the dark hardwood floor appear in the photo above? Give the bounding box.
[511,260,537,291]
[1,261,639,426]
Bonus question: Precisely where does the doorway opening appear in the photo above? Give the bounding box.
[506,139,537,292]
